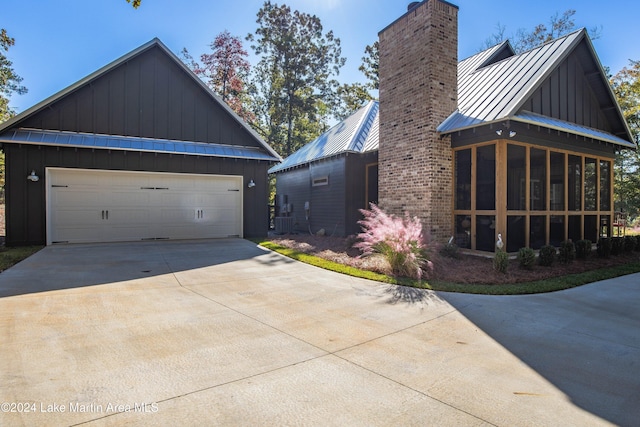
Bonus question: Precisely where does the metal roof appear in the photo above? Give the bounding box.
[0,38,282,162]
[513,111,637,149]
[0,129,280,161]
[269,101,379,173]
[439,30,584,133]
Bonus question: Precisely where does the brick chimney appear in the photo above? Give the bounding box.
[378,0,458,242]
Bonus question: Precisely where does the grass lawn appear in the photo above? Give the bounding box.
[257,239,640,295]
[0,246,43,273]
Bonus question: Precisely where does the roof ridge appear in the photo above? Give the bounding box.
[349,100,379,152]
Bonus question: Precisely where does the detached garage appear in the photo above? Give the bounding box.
[0,39,281,246]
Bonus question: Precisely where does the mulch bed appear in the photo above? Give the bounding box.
[268,233,640,284]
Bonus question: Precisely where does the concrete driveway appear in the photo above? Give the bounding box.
[0,239,638,426]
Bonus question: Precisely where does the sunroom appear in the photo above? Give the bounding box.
[439,30,636,253]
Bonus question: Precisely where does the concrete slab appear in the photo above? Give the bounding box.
[0,239,638,426]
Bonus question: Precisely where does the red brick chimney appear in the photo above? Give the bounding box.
[378,0,458,242]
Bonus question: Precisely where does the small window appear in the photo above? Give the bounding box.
[312,176,329,187]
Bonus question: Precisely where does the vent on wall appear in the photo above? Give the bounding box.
[312,176,329,186]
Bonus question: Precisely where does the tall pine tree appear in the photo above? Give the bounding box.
[246,1,345,157]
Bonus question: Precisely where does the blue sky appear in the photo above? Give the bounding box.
[4,0,640,113]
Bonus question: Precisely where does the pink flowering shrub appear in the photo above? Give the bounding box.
[354,204,433,279]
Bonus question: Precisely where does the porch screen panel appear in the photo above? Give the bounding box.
[550,152,565,211]
[476,215,495,251]
[507,144,526,210]
[507,216,525,252]
[584,215,598,242]
[568,155,582,211]
[530,148,547,211]
[568,215,581,242]
[455,149,471,210]
[549,215,565,246]
[530,215,546,249]
[600,160,611,211]
[584,158,597,211]
[455,215,471,249]
[476,145,495,211]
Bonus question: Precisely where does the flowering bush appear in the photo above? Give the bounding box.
[354,204,432,279]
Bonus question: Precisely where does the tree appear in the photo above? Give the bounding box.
[125,0,141,8]
[182,31,253,122]
[333,41,379,119]
[481,10,601,53]
[359,41,379,90]
[1,29,27,123]
[610,61,640,219]
[246,1,345,157]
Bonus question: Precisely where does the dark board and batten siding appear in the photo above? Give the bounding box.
[274,153,378,238]
[309,159,346,237]
[275,167,313,234]
[5,144,271,246]
[20,46,261,150]
[522,48,611,133]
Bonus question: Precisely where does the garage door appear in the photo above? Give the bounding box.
[47,168,242,244]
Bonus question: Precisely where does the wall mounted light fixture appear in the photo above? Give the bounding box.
[495,129,517,138]
[27,170,40,182]
[247,179,256,188]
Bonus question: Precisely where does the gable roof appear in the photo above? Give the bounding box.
[269,100,379,173]
[438,29,635,148]
[0,38,281,162]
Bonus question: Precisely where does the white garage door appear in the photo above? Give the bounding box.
[47,168,242,244]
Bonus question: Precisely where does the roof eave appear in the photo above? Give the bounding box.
[0,38,282,162]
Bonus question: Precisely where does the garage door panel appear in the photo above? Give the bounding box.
[53,208,104,226]
[48,169,242,244]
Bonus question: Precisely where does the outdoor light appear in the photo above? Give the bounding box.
[509,131,517,137]
[495,129,503,136]
[247,179,256,188]
[27,170,39,182]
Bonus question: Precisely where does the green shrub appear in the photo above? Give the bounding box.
[575,239,592,260]
[611,237,624,256]
[624,235,637,253]
[538,245,556,267]
[558,240,576,264]
[517,247,536,270]
[597,237,612,258]
[440,242,460,259]
[493,250,509,273]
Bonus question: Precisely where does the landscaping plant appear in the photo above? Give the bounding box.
[597,237,612,258]
[517,247,536,270]
[355,203,432,279]
[493,249,509,273]
[611,237,624,256]
[575,239,592,260]
[624,235,637,253]
[440,241,460,259]
[538,245,556,266]
[558,240,576,264]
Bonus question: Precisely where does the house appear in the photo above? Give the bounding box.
[272,0,635,252]
[268,100,379,236]
[0,38,281,246]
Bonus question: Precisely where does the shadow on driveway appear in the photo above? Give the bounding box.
[0,238,295,298]
[440,275,640,427]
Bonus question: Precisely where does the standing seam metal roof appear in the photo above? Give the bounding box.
[439,30,584,133]
[0,38,282,162]
[0,129,280,161]
[269,101,379,173]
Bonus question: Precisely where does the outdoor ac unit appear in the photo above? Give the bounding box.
[275,216,295,234]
